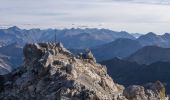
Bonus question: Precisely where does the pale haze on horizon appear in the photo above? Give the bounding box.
[1,0,170,34]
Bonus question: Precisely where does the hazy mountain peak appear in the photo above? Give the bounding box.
[137,32,166,47]
[162,33,170,37]
[145,32,157,36]
[7,26,20,31]
[91,38,142,61]
[127,46,170,65]
[131,33,143,38]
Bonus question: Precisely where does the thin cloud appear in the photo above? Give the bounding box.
[112,0,170,5]
[1,0,170,34]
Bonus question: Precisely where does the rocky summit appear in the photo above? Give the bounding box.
[0,43,168,100]
[124,81,168,100]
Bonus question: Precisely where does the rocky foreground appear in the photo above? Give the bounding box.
[0,43,168,100]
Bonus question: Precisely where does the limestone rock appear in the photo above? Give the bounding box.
[0,43,123,100]
[0,43,168,100]
[124,81,169,100]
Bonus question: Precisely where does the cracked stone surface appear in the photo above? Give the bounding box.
[0,43,168,100]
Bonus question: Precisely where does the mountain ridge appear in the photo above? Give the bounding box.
[0,43,168,100]
[0,26,135,49]
[91,38,142,61]
[100,57,170,94]
[126,46,170,64]
[0,43,23,75]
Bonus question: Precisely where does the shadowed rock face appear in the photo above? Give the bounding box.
[0,43,23,75]
[0,43,168,100]
[0,43,125,100]
[126,46,170,65]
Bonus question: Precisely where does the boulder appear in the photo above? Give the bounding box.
[124,81,168,100]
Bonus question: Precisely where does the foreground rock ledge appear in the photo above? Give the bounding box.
[0,43,168,100]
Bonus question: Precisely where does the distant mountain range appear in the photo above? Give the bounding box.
[1,26,170,74]
[0,26,135,49]
[70,38,142,61]
[91,38,142,61]
[126,46,170,65]
[2,26,170,49]
[0,43,23,75]
[100,58,170,93]
[137,32,170,47]
[70,32,170,62]
[0,26,170,98]
[2,26,170,47]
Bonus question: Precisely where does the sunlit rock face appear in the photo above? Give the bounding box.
[124,81,169,100]
[0,43,125,100]
[0,43,168,100]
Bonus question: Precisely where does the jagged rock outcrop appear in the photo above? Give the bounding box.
[0,43,125,100]
[0,43,168,100]
[124,81,169,100]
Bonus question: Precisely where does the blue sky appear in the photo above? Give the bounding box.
[1,0,170,34]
